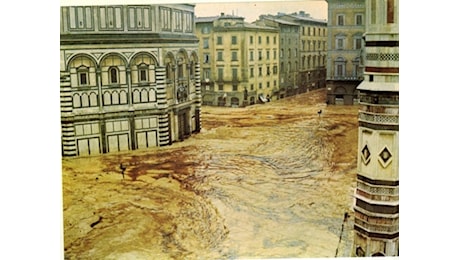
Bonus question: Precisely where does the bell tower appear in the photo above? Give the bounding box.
[353,0,399,257]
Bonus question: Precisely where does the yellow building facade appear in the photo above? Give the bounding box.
[196,14,279,106]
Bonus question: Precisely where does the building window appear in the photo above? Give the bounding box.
[274,50,277,60]
[232,51,238,61]
[165,63,172,81]
[77,67,89,86]
[258,50,262,60]
[273,66,278,75]
[274,80,277,87]
[356,14,363,25]
[387,0,395,23]
[250,50,254,61]
[138,64,149,82]
[204,53,210,64]
[190,61,195,78]
[336,37,345,50]
[250,36,254,44]
[201,26,210,34]
[250,67,254,78]
[335,57,346,77]
[250,84,254,90]
[218,68,223,81]
[217,51,223,61]
[266,36,270,44]
[203,38,209,49]
[337,14,344,26]
[232,84,238,91]
[231,36,237,44]
[258,36,262,44]
[258,67,262,76]
[267,82,270,88]
[109,67,118,84]
[218,84,224,91]
[354,37,362,50]
[274,36,277,44]
[217,36,223,45]
[266,50,270,60]
[177,61,184,79]
[203,69,210,80]
[336,64,344,77]
[266,66,270,75]
[232,68,238,80]
[353,58,360,78]
[258,83,262,89]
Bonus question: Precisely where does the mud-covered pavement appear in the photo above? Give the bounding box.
[62,89,359,259]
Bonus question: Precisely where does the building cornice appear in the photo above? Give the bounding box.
[61,33,199,45]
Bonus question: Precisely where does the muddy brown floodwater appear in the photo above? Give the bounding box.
[62,89,359,259]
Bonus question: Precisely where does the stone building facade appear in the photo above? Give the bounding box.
[196,14,279,107]
[353,0,399,257]
[256,12,327,99]
[326,0,365,105]
[60,4,201,157]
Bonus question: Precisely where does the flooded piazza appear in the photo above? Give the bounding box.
[62,89,359,259]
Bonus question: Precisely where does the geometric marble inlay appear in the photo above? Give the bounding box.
[378,146,393,168]
[361,144,371,165]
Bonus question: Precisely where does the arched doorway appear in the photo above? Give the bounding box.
[334,86,346,105]
[230,97,239,107]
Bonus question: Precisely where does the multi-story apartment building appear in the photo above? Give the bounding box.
[256,11,327,98]
[60,4,201,157]
[326,0,365,105]
[353,0,399,257]
[196,13,279,107]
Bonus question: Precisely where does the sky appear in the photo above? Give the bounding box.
[194,0,328,23]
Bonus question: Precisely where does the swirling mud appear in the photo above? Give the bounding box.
[62,89,358,259]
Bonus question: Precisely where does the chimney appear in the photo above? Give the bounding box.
[221,12,224,16]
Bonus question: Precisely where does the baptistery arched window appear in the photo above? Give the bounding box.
[109,67,118,84]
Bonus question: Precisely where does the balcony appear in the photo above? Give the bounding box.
[328,76,362,81]
[358,111,399,125]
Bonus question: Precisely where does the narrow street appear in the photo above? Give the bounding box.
[62,89,359,259]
